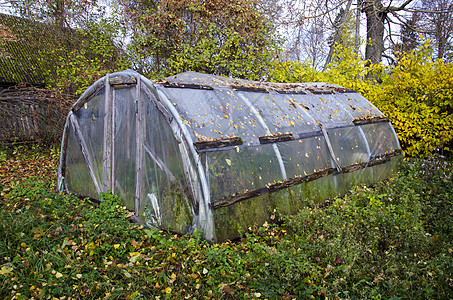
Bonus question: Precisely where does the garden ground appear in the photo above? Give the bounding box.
[0,145,452,299]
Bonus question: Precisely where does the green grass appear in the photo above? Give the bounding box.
[0,146,452,299]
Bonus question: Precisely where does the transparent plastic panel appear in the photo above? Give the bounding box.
[73,88,105,189]
[65,123,98,198]
[113,87,137,210]
[327,126,369,167]
[241,92,320,135]
[289,94,353,129]
[334,93,383,119]
[142,161,166,226]
[143,92,186,185]
[141,91,193,232]
[207,144,281,201]
[361,122,400,157]
[278,136,331,178]
[163,88,266,146]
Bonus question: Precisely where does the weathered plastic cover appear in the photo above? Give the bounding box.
[58,70,401,242]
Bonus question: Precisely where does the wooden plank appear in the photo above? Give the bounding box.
[143,143,176,181]
[336,87,357,93]
[109,75,137,86]
[310,90,334,95]
[231,85,269,93]
[111,88,116,191]
[259,133,295,144]
[276,90,307,95]
[141,85,173,123]
[211,188,268,209]
[211,149,401,210]
[162,82,213,90]
[103,75,112,192]
[194,136,243,150]
[125,87,132,159]
[320,124,342,173]
[59,116,70,181]
[135,76,144,216]
[267,168,335,193]
[353,116,389,126]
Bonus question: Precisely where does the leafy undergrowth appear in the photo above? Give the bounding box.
[0,147,452,299]
[0,145,59,194]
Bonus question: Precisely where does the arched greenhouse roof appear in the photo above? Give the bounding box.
[156,71,387,151]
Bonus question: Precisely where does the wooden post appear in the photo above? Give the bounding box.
[103,74,112,192]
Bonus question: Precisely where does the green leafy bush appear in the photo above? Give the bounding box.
[41,18,129,95]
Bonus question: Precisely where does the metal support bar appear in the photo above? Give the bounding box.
[320,124,342,173]
[237,93,287,180]
[155,87,215,241]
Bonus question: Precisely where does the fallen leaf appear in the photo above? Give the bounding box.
[0,265,13,275]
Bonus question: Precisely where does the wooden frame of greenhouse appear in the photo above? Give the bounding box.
[58,70,401,242]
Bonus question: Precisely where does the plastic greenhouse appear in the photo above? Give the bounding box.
[58,70,401,242]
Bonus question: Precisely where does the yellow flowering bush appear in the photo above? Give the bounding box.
[269,42,453,157]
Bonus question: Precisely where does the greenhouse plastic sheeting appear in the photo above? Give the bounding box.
[58,70,401,242]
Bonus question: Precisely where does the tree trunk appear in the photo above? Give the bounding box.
[355,0,361,52]
[362,0,386,64]
[323,0,354,70]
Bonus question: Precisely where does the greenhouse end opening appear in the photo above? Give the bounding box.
[58,70,402,242]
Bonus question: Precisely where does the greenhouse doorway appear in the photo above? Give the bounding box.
[110,86,138,212]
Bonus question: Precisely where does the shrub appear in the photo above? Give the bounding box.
[268,42,453,158]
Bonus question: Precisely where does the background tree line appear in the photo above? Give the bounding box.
[0,0,452,156]
[1,0,451,83]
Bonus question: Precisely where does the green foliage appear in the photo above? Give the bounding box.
[1,145,452,299]
[5,2,128,95]
[168,25,277,80]
[124,0,280,79]
[41,17,129,95]
[269,41,453,157]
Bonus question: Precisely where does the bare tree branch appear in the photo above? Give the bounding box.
[387,0,416,12]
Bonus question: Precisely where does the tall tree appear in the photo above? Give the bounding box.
[7,0,101,27]
[275,0,452,66]
[400,11,420,54]
[122,0,279,79]
[324,2,356,70]
[420,0,453,60]
[359,0,417,64]
[277,0,345,67]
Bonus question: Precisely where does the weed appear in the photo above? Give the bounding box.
[0,147,452,299]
